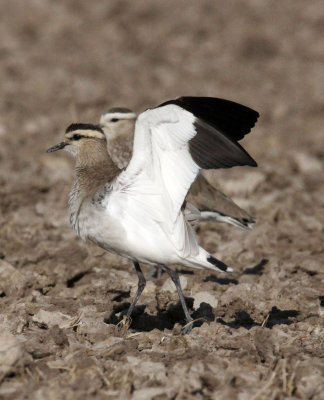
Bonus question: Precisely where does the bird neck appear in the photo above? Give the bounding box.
[69,139,120,232]
[74,139,119,190]
[106,121,135,168]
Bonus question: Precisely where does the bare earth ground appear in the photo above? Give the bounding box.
[0,1,323,399]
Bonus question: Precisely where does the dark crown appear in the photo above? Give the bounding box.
[65,123,104,134]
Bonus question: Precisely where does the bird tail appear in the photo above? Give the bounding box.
[200,211,255,230]
[182,247,233,272]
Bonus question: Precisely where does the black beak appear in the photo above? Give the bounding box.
[46,142,67,153]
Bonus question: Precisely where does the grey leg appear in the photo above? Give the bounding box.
[156,265,162,279]
[126,262,146,319]
[159,264,193,333]
[148,265,163,280]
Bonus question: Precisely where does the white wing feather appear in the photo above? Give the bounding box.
[112,104,201,257]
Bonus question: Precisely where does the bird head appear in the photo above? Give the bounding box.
[47,123,106,157]
[99,108,136,140]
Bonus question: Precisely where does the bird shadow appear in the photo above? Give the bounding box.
[204,258,269,285]
[107,289,131,302]
[243,258,269,275]
[204,275,239,285]
[217,306,300,330]
[104,298,215,332]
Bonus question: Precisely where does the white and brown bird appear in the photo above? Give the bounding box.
[47,96,259,333]
[100,107,255,230]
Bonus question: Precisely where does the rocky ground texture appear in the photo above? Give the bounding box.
[0,1,323,399]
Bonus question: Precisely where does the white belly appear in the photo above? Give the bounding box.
[77,200,178,265]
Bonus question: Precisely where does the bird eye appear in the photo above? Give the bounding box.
[73,134,83,140]
[111,118,119,123]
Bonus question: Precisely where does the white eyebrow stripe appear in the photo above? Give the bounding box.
[65,129,105,139]
[101,112,137,121]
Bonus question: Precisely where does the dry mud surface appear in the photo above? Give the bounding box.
[0,1,324,399]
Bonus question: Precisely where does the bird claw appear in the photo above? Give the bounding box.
[116,315,132,335]
[181,319,194,335]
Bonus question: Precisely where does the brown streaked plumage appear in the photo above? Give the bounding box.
[69,139,120,235]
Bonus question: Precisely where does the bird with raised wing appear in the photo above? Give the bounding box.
[100,107,255,230]
[47,97,259,333]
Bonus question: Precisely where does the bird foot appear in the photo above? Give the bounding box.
[115,315,132,335]
[181,319,194,335]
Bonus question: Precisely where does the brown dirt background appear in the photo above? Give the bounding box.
[0,1,324,399]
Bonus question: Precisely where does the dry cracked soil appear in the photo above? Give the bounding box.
[0,1,323,399]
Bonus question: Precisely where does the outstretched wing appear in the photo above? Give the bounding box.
[159,96,259,142]
[113,97,258,255]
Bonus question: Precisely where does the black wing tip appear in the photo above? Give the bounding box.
[246,158,258,167]
[189,119,258,170]
[231,146,258,168]
[173,95,259,115]
[159,95,259,114]
[207,256,232,272]
[158,96,259,142]
[248,109,260,131]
